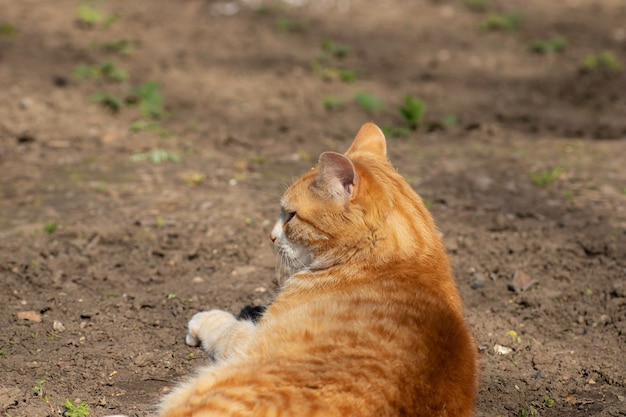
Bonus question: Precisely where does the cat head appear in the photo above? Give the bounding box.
[270,123,440,275]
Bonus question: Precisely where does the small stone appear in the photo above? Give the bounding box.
[493,344,513,355]
[254,287,267,293]
[53,320,66,332]
[19,97,33,109]
[470,279,485,290]
[588,378,596,385]
[508,269,537,293]
[17,311,42,322]
[192,276,204,284]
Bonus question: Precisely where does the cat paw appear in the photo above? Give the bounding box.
[185,310,237,348]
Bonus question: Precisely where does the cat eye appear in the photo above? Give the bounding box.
[281,208,296,223]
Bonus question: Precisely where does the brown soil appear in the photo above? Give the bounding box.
[1,1,625,416]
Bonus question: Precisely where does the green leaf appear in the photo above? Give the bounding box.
[399,95,426,130]
[77,5,102,25]
[63,398,90,417]
[354,92,385,113]
[129,81,165,119]
[91,93,123,113]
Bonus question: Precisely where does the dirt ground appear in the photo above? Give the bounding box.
[1,1,625,416]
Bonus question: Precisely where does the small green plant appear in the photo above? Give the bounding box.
[529,36,567,54]
[530,167,562,186]
[73,64,101,80]
[321,38,350,58]
[322,96,343,110]
[77,5,102,25]
[0,347,8,357]
[104,38,135,55]
[32,380,50,402]
[91,93,123,113]
[130,149,180,164]
[99,61,128,82]
[167,292,177,299]
[129,120,172,137]
[399,95,426,130]
[63,398,90,417]
[464,0,489,12]
[442,114,459,127]
[73,62,128,82]
[581,51,622,74]
[128,81,165,119]
[544,395,555,408]
[381,125,411,138]
[354,92,385,113]
[480,12,522,32]
[44,222,57,234]
[182,172,205,187]
[517,403,539,417]
[0,22,17,36]
[276,18,297,32]
[337,69,357,83]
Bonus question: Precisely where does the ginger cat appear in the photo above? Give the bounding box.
[159,123,477,417]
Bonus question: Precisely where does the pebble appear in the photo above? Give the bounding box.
[494,344,513,355]
[17,311,42,322]
[53,320,66,332]
[508,269,537,293]
[19,97,33,109]
[192,276,204,284]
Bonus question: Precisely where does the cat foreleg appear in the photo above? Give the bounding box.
[185,310,256,362]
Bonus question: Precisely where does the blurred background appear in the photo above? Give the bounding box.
[1,1,625,416]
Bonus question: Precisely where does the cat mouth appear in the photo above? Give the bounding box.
[274,240,313,272]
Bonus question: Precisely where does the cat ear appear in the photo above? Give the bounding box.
[316,151,358,202]
[345,123,387,157]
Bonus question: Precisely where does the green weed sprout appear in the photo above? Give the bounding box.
[129,81,165,119]
[99,61,128,82]
[73,62,128,82]
[529,36,567,54]
[63,398,90,417]
[73,65,101,80]
[91,93,123,113]
[33,380,50,403]
[480,12,522,32]
[322,96,343,110]
[78,5,102,25]
[44,223,57,234]
[530,167,562,186]
[276,18,302,33]
[464,0,489,12]
[104,38,135,55]
[337,69,357,83]
[381,125,411,138]
[321,38,350,58]
[581,51,622,74]
[399,95,426,130]
[354,92,385,113]
[0,22,17,36]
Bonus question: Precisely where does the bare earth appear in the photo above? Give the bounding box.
[1,1,625,416]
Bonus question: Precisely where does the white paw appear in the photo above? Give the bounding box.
[185,310,236,348]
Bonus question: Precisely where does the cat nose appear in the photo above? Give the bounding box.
[270,232,276,243]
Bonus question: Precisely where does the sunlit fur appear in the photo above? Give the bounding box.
[159,123,477,417]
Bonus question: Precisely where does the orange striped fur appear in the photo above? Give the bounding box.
[159,123,477,417]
